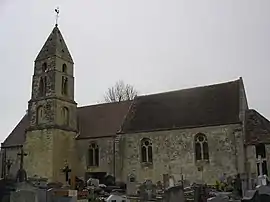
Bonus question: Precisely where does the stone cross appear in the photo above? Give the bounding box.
[257,155,264,176]
[61,163,71,185]
[17,148,27,169]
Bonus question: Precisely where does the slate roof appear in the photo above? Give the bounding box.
[120,79,241,133]
[77,101,132,139]
[35,25,73,63]
[245,109,270,145]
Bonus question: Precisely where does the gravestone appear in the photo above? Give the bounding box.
[241,190,260,202]
[126,174,137,195]
[256,185,270,202]
[139,179,157,200]
[163,174,170,189]
[207,195,229,202]
[47,187,77,202]
[10,189,38,202]
[164,185,185,202]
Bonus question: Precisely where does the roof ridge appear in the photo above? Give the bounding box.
[78,100,132,109]
[137,78,241,98]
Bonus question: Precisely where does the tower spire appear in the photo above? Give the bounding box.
[55,7,60,26]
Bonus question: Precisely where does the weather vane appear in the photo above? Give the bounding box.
[55,7,60,26]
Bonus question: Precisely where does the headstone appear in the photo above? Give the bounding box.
[139,179,156,200]
[10,189,38,202]
[10,182,38,202]
[207,195,229,202]
[169,175,175,188]
[164,185,185,202]
[47,188,77,202]
[163,174,170,189]
[256,185,270,202]
[106,194,130,202]
[241,190,260,202]
[126,174,137,195]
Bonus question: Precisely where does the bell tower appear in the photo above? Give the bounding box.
[24,23,78,182]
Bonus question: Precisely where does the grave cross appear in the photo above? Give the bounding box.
[17,148,27,169]
[61,163,71,184]
[257,155,264,176]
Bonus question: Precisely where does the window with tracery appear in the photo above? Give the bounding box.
[141,138,153,163]
[62,107,69,126]
[88,142,99,166]
[195,133,209,161]
[61,76,68,95]
[37,106,44,124]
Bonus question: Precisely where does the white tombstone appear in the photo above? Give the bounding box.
[168,176,175,188]
[106,194,130,202]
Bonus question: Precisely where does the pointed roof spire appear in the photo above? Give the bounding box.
[35,8,73,63]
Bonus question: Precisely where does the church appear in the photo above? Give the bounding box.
[1,23,270,187]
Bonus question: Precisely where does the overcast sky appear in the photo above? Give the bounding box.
[0,0,270,143]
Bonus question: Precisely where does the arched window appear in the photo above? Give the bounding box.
[62,64,67,73]
[88,142,99,166]
[141,138,153,163]
[62,107,69,126]
[195,133,209,161]
[42,62,47,72]
[39,77,47,96]
[36,106,44,124]
[39,78,44,96]
[61,76,68,95]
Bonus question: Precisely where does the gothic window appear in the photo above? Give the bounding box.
[62,107,69,126]
[62,64,67,73]
[141,138,153,163]
[61,76,68,95]
[39,77,47,96]
[36,106,44,124]
[42,62,47,72]
[256,143,268,175]
[39,78,44,96]
[195,133,209,161]
[88,142,99,166]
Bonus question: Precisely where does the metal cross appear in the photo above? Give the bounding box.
[55,7,60,26]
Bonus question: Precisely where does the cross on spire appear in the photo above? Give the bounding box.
[17,148,27,169]
[55,7,60,26]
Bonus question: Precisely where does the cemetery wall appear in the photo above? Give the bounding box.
[76,137,115,177]
[121,123,243,184]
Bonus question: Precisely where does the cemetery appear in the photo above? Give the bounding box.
[2,154,270,202]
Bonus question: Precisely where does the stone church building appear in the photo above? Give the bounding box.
[1,24,270,186]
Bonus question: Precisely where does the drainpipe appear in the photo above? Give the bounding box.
[113,137,116,179]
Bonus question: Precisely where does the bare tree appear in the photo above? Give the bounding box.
[104,80,138,102]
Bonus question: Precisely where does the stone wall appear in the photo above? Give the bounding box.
[24,128,77,183]
[76,137,115,178]
[0,146,21,179]
[121,124,243,184]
